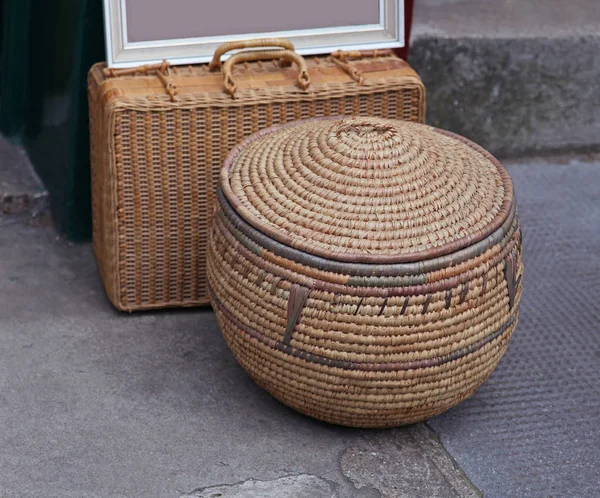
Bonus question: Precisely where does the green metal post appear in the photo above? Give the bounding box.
[0,0,32,138]
[4,0,105,239]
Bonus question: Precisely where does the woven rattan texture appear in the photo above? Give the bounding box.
[88,55,425,311]
[208,117,523,427]
[223,118,509,262]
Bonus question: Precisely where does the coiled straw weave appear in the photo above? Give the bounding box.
[207,117,523,427]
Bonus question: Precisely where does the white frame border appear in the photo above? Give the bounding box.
[103,0,404,68]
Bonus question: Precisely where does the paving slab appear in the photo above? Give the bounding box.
[428,155,600,498]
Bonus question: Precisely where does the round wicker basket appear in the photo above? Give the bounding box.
[207,116,523,428]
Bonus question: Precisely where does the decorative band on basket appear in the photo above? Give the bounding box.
[217,186,519,282]
[209,284,517,372]
[213,209,521,300]
[504,251,523,309]
[284,284,310,345]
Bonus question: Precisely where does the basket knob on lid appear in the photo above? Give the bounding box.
[221,116,514,264]
[334,119,395,137]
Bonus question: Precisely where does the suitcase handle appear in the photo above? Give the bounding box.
[209,38,295,72]
[328,49,395,85]
[331,49,394,61]
[102,60,178,101]
[222,49,310,98]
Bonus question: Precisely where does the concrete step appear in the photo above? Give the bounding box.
[0,135,49,223]
[409,0,600,157]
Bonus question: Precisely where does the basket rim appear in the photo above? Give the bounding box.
[220,116,515,265]
[217,186,518,281]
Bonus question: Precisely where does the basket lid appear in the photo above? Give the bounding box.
[220,117,514,264]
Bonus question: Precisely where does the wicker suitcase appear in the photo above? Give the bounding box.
[88,39,425,311]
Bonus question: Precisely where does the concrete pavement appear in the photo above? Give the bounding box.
[0,223,476,497]
[1,155,599,497]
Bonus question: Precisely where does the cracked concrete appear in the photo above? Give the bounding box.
[182,474,338,498]
[0,135,48,218]
[340,426,480,498]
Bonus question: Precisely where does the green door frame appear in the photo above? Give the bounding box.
[0,0,32,138]
[0,0,105,240]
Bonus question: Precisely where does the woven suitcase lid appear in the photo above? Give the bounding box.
[221,116,514,264]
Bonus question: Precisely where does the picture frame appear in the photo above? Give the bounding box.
[103,0,405,68]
